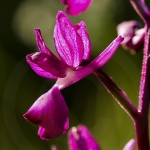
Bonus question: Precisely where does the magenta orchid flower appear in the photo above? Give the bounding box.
[51,125,101,150]
[60,0,93,16]
[24,11,123,140]
[51,126,135,150]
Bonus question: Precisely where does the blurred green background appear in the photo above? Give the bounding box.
[1,0,149,149]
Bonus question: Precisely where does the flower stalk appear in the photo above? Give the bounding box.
[94,67,149,149]
[94,69,138,121]
[95,1,150,149]
[134,26,150,150]
[129,1,150,150]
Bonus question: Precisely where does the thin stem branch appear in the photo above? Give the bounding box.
[94,69,138,121]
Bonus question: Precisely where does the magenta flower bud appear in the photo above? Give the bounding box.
[51,145,59,150]
[68,125,101,150]
[60,0,93,16]
[123,139,135,150]
[117,20,145,54]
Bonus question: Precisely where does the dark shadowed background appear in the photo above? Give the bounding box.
[1,0,149,149]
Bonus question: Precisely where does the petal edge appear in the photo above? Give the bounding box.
[24,86,69,140]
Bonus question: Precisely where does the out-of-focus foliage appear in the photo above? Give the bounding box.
[1,0,149,150]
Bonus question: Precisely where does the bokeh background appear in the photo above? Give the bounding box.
[1,0,149,149]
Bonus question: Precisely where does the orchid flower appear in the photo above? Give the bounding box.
[60,0,93,16]
[24,11,123,140]
[51,126,135,150]
[51,125,101,150]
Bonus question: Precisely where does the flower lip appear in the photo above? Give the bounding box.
[24,86,69,140]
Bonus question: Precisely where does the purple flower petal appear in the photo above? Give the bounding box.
[60,0,93,16]
[23,86,69,140]
[26,52,67,78]
[68,125,100,150]
[35,28,65,60]
[34,28,51,55]
[26,54,57,79]
[86,36,124,71]
[74,21,91,60]
[54,11,84,68]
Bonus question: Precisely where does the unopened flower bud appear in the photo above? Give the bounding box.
[51,145,59,150]
[123,139,135,150]
[117,20,145,54]
[68,125,101,150]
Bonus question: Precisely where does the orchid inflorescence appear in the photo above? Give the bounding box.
[23,0,150,150]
